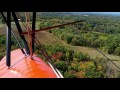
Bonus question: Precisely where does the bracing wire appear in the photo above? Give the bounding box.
[34,37,63,77]
[76,29,120,70]
[0,12,26,55]
[16,12,63,77]
[16,12,54,62]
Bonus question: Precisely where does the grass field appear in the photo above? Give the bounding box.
[36,31,120,60]
[35,31,120,77]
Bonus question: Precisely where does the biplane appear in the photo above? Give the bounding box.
[0,12,84,78]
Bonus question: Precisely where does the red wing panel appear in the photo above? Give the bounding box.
[0,49,58,78]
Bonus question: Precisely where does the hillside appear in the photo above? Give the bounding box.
[36,31,120,77]
[1,12,120,78]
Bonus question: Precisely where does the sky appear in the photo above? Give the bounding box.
[71,12,120,16]
[92,12,120,15]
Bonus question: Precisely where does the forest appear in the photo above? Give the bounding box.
[0,12,120,78]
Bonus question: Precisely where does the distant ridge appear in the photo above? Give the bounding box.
[70,12,120,16]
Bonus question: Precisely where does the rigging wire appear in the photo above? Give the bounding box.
[76,29,120,70]
[16,12,53,62]
[34,37,63,77]
[16,12,63,77]
[16,12,34,58]
[15,12,28,30]
[25,12,33,59]
[33,34,64,77]
[0,12,26,55]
